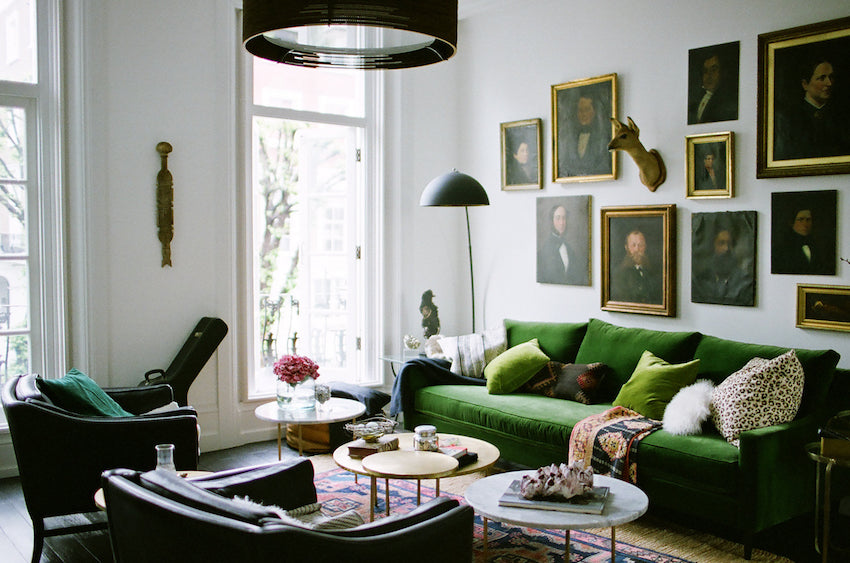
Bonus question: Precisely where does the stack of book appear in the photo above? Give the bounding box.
[347,435,399,459]
[439,445,478,467]
[498,480,609,514]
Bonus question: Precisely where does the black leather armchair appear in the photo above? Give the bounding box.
[102,459,474,563]
[1,373,199,563]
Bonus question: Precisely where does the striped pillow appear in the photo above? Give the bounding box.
[232,497,364,531]
[439,326,507,378]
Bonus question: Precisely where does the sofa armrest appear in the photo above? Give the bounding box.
[738,415,818,532]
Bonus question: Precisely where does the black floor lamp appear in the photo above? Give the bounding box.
[420,170,489,332]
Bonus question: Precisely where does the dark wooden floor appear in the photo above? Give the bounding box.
[0,438,842,562]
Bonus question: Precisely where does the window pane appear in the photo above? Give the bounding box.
[0,334,29,387]
[0,183,27,254]
[0,106,27,180]
[0,260,29,331]
[251,116,359,393]
[253,57,364,118]
[0,0,37,84]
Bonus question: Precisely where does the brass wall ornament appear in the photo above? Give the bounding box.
[156,141,174,267]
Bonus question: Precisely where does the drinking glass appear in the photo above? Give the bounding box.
[156,443,177,473]
[314,384,331,414]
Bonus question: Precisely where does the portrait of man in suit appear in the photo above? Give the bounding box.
[694,142,727,190]
[687,41,740,124]
[771,190,837,275]
[536,195,590,286]
[608,217,664,305]
[554,75,616,181]
[691,211,756,307]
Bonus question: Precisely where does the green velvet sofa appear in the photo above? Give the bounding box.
[399,318,847,559]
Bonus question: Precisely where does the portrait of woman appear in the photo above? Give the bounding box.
[501,119,542,190]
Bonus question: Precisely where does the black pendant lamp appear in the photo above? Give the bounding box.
[243,1,458,69]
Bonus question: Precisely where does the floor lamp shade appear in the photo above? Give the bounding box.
[420,170,489,207]
[420,170,489,332]
[243,0,458,69]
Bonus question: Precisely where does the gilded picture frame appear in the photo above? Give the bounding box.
[686,132,734,198]
[601,204,676,317]
[796,284,850,332]
[552,73,618,183]
[501,118,543,191]
[757,16,850,178]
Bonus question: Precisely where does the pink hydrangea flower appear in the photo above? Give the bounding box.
[273,355,320,385]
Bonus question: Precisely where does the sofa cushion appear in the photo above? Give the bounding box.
[613,351,700,420]
[710,350,804,447]
[519,361,609,404]
[504,319,588,363]
[436,326,507,378]
[36,369,133,417]
[574,319,702,401]
[694,334,839,416]
[485,339,550,394]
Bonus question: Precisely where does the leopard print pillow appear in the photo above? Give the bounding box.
[710,349,804,447]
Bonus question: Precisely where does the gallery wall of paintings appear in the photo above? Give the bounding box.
[496,15,850,333]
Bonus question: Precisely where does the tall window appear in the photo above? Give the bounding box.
[0,0,63,426]
[242,42,379,398]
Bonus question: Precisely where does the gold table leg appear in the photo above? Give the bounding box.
[565,529,570,558]
[482,516,489,559]
[436,478,441,497]
[297,424,303,456]
[369,476,376,522]
[385,478,390,516]
[276,423,282,460]
[610,526,616,563]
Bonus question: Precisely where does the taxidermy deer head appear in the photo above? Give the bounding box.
[607,117,666,192]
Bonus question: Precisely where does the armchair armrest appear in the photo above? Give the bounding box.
[192,459,318,510]
[330,497,462,537]
[107,384,175,414]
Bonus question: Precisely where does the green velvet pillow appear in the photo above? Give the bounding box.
[574,319,702,401]
[37,369,133,417]
[504,319,588,363]
[484,338,551,394]
[613,350,700,420]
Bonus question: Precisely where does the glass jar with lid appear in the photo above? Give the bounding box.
[413,424,439,451]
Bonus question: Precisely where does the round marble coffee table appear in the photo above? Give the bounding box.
[254,398,366,457]
[464,471,648,562]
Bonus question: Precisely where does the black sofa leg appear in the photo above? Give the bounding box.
[31,520,44,563]
[743,538,753,560]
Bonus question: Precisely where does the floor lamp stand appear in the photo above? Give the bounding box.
[465,207,476,333]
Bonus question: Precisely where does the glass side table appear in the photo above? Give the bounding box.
[805,442,850,563]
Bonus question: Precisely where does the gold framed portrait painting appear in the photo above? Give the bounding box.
[757,16,850,178]
[601,204,676,317]
[501,118,543,191]
[797,284,850,332]
[552,73,618,183]
[686,132,734,198]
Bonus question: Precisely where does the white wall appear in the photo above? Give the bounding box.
[401,0,850,368]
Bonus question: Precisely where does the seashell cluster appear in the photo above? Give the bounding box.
[519,462,594,500]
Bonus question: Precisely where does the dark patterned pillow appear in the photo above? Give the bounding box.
[518,361,608,404]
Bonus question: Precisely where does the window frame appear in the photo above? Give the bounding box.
[236,19,383,402]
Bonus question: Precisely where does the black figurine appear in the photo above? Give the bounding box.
[420,290,441,338]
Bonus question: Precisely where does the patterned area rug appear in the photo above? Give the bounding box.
[315,467,691,563]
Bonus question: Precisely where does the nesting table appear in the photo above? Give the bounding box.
[464,471,648,562]
[334,433,500,521]
[254,398,366,457]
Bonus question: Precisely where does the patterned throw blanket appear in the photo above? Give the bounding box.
[568,406,662,484]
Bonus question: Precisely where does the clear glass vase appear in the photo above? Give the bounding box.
[277,378,317,411]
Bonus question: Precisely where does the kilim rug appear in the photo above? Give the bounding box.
[315,467,690,563]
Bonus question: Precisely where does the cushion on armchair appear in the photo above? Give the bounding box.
[36,369,133,417]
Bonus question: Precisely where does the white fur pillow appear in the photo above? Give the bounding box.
[662,379,716,436]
